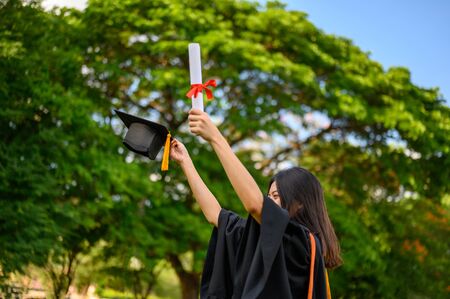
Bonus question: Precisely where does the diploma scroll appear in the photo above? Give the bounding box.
[188,43,204,111]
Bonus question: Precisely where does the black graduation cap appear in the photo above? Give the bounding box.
[114,109,171,171]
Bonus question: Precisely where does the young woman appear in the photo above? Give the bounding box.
[169,109,342,299]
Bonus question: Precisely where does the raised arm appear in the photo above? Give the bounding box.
[169,139,221,226]
[188,109,263,222]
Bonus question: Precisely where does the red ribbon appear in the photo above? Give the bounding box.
[186,79,217,100]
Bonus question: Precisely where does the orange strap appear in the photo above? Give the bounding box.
[326,269,332,299]
[307,233,316,299]
[308,233,332,299]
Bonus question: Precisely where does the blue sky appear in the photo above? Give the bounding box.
[282,0,450,103]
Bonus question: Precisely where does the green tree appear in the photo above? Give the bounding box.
[80,0,449,298]
[80,1,449,298]
[0,1,155,298]
[1,0,448,298]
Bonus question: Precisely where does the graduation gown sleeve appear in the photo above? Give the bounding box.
[201,208,247,298]
[200,195,328,299]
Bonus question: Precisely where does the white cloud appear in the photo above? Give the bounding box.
[42,0,87,10]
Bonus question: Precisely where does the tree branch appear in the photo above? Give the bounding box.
[168,254,186,276]
[259,124,336,171]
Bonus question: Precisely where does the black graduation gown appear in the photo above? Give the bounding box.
[200,195,327,299]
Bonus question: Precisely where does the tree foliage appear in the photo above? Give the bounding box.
[0,0,449,298]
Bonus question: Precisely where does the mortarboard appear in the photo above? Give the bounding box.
[114,109,171,171]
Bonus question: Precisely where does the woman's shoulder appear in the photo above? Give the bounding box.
[286,219,310,234]
[284,220,324,257]
[284,220,312,245]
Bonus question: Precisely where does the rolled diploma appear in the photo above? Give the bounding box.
[188,43,204,111]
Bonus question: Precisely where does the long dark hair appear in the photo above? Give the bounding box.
[268,167,342,269]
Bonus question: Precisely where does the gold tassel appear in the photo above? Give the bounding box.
[161,132,171,171]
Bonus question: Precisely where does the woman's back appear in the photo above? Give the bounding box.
[201,195,328,299]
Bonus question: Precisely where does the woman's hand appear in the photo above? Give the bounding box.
[169,138,190,165]
[188,109,221,142]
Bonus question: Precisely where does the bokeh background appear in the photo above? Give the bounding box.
[1,0,449,298]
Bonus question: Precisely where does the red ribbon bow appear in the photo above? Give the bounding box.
[186,79,217,100]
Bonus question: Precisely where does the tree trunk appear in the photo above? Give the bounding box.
[179,272,200,299]
[47,250,78,299]
[168,254,200,299]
